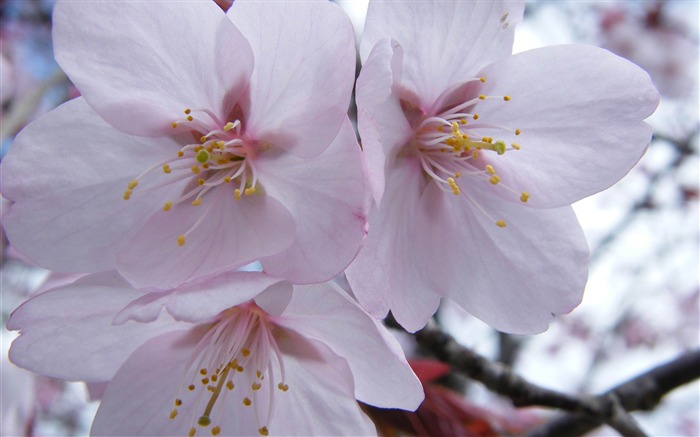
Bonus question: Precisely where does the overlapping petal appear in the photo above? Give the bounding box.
[256,119,369,284]
[361,1,524,111]
[8,272,185,382]
[472,45,659,208]
[346,160,442,333]
[116,191,295,289]
[2,98,176,273]
[280,280,424,410]
[356,38,411,205]
[417,185,589,334]
[53,0,253,136]
[228,0,356,158]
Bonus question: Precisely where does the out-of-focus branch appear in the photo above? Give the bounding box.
[529,348,700,437]
[590,129,698,264]
[1,69,68,141]
[401,318,700,436]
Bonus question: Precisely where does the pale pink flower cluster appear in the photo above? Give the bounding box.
[2,0,658,435]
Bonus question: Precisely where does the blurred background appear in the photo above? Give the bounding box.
[1,0,698,435]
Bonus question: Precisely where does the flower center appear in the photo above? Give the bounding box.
[169,303,289,437]
[410,76,529,228]
[122,107,261,247]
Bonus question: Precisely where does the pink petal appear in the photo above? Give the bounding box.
[53,1,253,136]
[114,272,290,324]
[116,187,295,289]
[361,1,523,111]
[2,98,175,273]
[269,335,376,436]
[7,272,182,382]
[228,0,355,158]
[472,45,659,208]
[356,38,412,205]
[91,331,202,436]
[256,119,369,284]
[418,184,589,334]
[278,281,424,411]
[345,159,442,333]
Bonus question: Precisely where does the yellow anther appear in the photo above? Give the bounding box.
[177,235,186,246]
[211,426,220,436]
[186,115,194,121]
[244,187,256,196]
[200,136,208,143]
[511,143,521,150]
[478,94,486,100]
[171,122,178,128]
[252,382,262,391]
[236,365,244,373]
[223,122,235,132]
[198,416,211,427]
[451,121,459,133]
[122,190,132,200]
[472,150,479,158]
[472,114,479,120]
[162,164,172,174]
[201,377,209,384]
[480,76,487,83]
[189,427,196,437]
[486,165,496,175]
[242,348,251,357]
[194,146,202,152]
[243,397,252,406]
[202,163,209,169]
[178,151,184,157]
[226,381,234,390]
[447,177,460,196]
[127,180,138,190]
[496,220,507,228]
[258,427,269,436]
[460,119,467,125]
[256,370,262,379]
[520,192,530,203]
[169,409,178,419]
[191,165,200,175]
[482,137,492,144]
[192,198,202,206]
[503,95,511,101]
[224,177,231,183]
[200,369,207,376]
[489,175,501,185]
[455,172,461,178]
[278,383,289,392]
[234,189,242,200]
[188,384,195,391]
[184,108,191,114]
[206,386,215,392]
[210,374,218,382]
[515,129,521,135]
[175,399,183,406]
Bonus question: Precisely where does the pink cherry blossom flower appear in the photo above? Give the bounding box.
[2,0,367,288]
[8,271,424,436]
[346,1,659,333]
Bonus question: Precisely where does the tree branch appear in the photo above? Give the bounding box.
[405,319,700,436]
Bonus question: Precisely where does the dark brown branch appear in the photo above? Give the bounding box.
[405,319,700,436]
[530,349,700,437]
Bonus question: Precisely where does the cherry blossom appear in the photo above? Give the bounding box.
[8,271,423,436]
[346,0,660,333]
[1,0,366,288]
